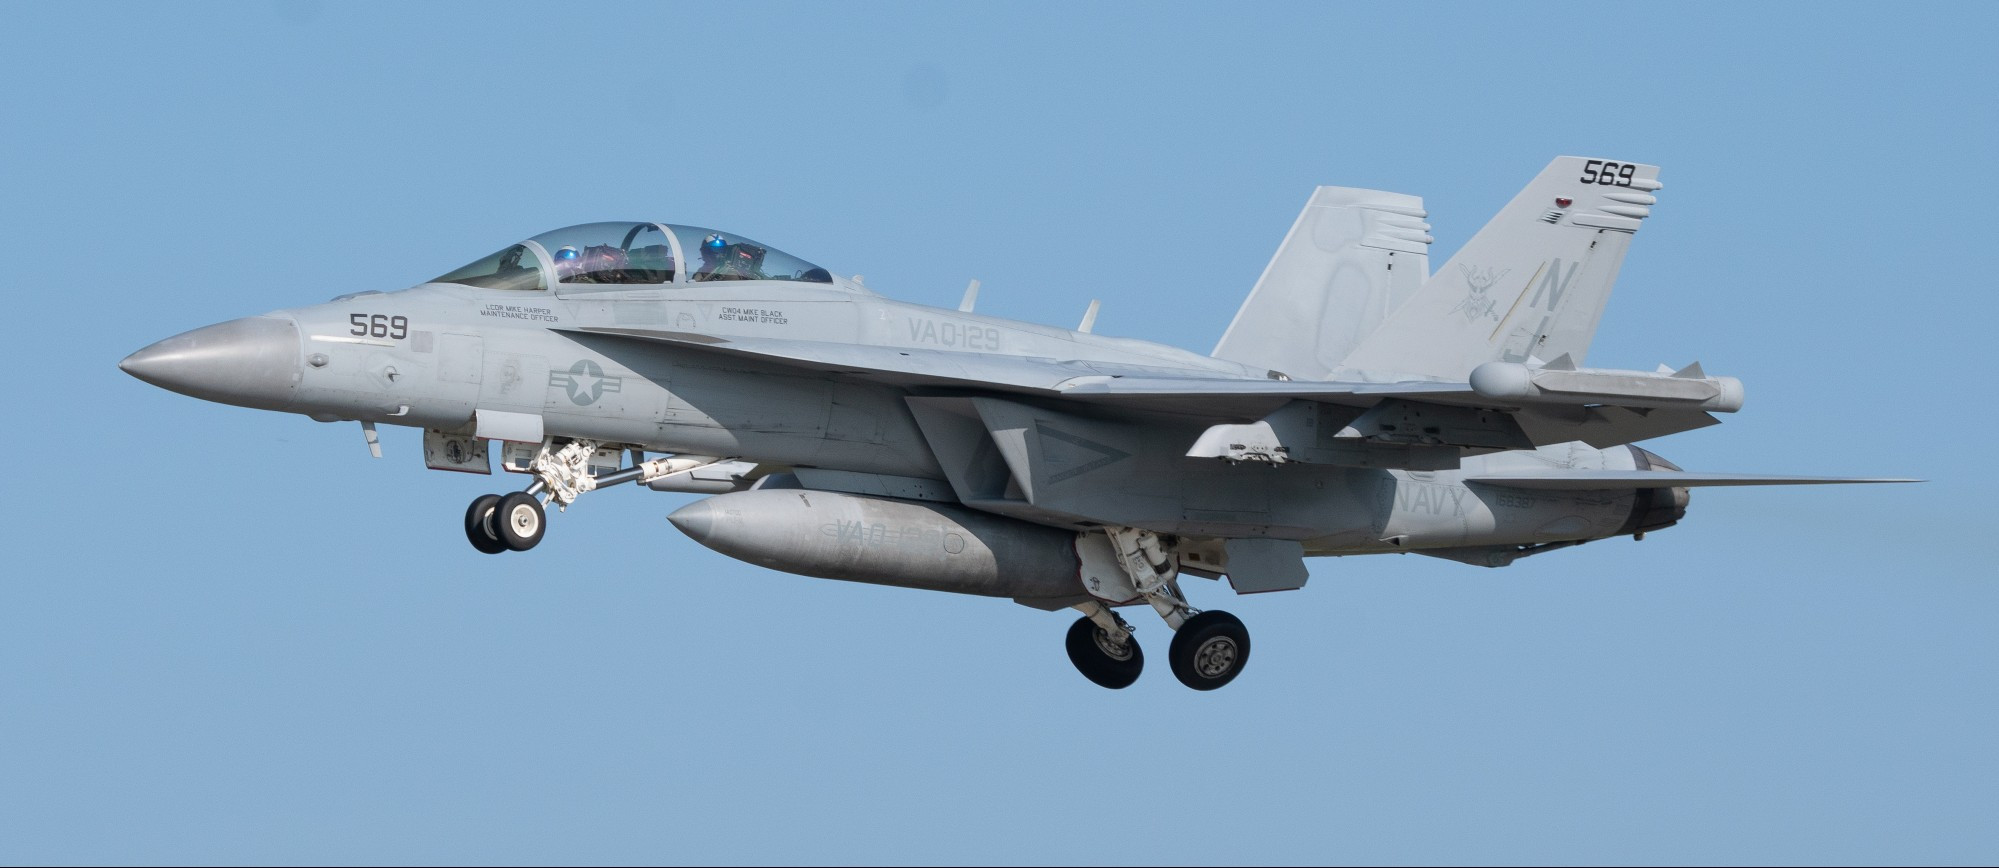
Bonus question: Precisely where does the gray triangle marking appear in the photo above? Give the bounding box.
[1037,422,1131,484]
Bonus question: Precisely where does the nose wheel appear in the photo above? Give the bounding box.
[493,492,545,551]
[462,491,546,553]
[464,494,506,554]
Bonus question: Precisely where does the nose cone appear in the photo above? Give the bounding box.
[120,316,303,410]
[667,499,718,543]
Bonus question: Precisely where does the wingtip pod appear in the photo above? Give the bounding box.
[1466,359,1535,399]
[1470,360,1745,413]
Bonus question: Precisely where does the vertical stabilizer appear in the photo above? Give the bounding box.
[1335,157,1661,380]
[1212,187,1433,379]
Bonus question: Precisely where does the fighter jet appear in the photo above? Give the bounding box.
[120,157,1911,691]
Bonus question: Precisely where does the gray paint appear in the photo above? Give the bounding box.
[120,159,1910,603]
[669,490,1083,600]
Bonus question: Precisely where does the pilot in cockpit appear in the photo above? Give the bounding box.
[696,234,728,279]
[697,233,765,281]
[554,243,636,284]
[552,245,583,281]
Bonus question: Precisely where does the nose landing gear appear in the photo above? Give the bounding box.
[460,440,733,554]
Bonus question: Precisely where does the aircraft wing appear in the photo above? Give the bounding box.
[558,326,1726,451]
[562,326,1475,403]
[1464,471,1920,489]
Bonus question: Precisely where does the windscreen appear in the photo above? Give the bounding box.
[432,244,546,292]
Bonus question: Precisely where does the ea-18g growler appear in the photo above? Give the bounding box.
[121,157,1909,691]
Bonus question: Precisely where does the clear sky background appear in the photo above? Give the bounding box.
[2,2,1993,865]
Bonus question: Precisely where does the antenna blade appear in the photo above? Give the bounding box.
[958,279,980,312]
[1078,299,1101,333]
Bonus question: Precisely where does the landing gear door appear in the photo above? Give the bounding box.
[424,430,491,474]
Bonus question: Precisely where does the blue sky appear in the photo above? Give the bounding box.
[2,2,1993,864]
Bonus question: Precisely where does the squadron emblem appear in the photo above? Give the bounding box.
[1449,264,1509,323]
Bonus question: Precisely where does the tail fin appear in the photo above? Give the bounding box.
[1212,186,1433,379]
[1334,156,1661,380]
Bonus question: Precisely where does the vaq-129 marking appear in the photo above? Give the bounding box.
[121,157,1912,691]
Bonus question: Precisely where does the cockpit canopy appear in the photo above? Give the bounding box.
[432,222,833,292]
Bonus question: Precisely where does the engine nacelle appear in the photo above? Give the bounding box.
[667,490,1085,601]
[1620,445,1691,536]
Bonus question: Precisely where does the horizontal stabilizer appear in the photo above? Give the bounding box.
[1466,471,1920,490]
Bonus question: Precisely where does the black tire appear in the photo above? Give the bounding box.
[1065,616,1143,689]
[464,494,506,555]
[1168,610,1250,691]
[495,492,546,552]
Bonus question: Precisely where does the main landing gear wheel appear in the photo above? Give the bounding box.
[495,492,545,552]
[1168,610,1250,691]
[464,494,506,555]
[1065,616,1144,689]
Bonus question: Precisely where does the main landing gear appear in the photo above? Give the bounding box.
[1062,528,1253,691]
[1064,604,1252,692]
[462,439,731,555]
